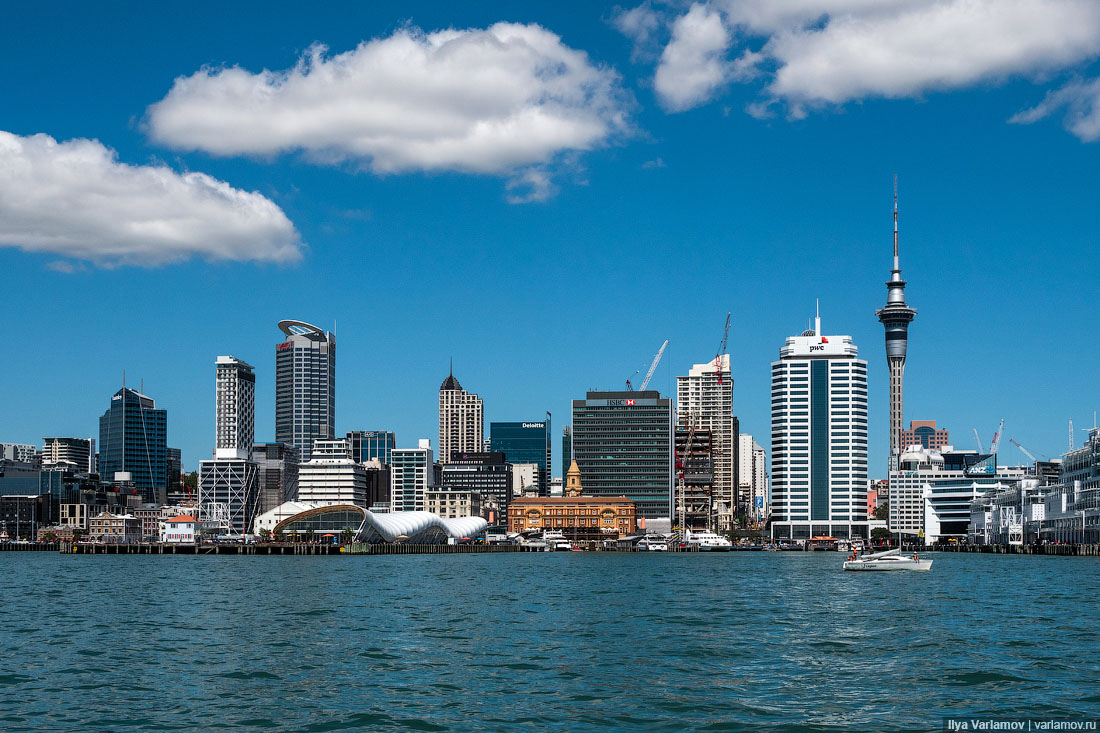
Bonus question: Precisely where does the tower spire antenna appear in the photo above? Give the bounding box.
[892,173,900,277]
[815,298,821,337]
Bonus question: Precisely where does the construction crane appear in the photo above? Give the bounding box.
[1008,439,1037,463]
[639,339,669,391]
[714,312,731,384]
[990,418,1005,455]
[973,428,984,454]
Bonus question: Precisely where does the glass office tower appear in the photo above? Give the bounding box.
[489,419,550,496]
[275,320,335,463]
[99,387,168,504]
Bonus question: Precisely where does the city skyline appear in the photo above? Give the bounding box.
[2,2,1099,475]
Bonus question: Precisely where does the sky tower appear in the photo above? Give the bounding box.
[875,177,917,471]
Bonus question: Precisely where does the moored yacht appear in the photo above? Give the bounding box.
[843,548,932,571]
[543,530,572,551]
[637,536,669,551]
[685,529,733,552]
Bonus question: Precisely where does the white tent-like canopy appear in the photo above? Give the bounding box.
[357,511,488,544]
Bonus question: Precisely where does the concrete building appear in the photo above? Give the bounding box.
[571,390,673,520]
[0,443,37,464]
[900,420,950,451]
[391,441,439,513]
[511,463,540,497]
[89,511,142,543]
[438,368,483,466]
[346,431,396,465]
[42,438,95,474]
[253,442,300,515]
[275,320,335,463]
[875,185,917,472]
[490,420,550,495]
[677,355,737,530]
[509,462,636,541]
[214,356,255,459]
[675,426,714,532]
[425,489,484,520]
[297,439,368,507]
[770,312,870,542]
[739,436,769,525]
[98,387,168,504]
[441,452,512,522]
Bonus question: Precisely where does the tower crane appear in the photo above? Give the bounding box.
[714,312,731,385]
[1008,439,1037,463]
[639,340,669,391]
[973,429,984,454]
[990,418,1005,455]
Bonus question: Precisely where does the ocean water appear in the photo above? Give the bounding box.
[1,551,1098,732]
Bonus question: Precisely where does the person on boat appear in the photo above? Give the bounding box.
[912,552,918,561]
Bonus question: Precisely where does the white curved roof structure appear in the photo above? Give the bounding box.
[357,511,489,544]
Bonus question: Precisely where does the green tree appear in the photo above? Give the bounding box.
[273,528,284,542]
[183,471,198,492]
[871,527,892,543]
[873,502,889,521]
[340,527,354,545]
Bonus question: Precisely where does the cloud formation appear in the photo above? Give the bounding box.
[0,131,302,268]
[621,0,1100,121]
[1010,76,1100,141]
[146,23,630,197]
[654,4,732,112]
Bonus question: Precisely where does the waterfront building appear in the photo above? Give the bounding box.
[900,420,949,451]
[875,183,917,472]
[297,439,368,507]
[509,464,637,541]
[441,452,512,520]
[214,356,255,459]
[549,476,563,497]
[253,442,300,514]
[571,390,673,519]
[275,320,335,463]
[252,500,318,535]
[391,441,439,513]
[42,438,95,474]
[132,504,162,540]
[438,368,483,466]
[677,355,737,530]
[88,511,142,543]
[0,494,56,540]
[161,514,197,543]
[254,502,487,544]
[198,459,258,536]
[425,489,484,520]
[511,463,540,496]
[346,430,396,465]
[98,387,168,504]
[490,420,550,495]
[770,312,870,542]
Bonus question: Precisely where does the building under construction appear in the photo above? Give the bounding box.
[675,425,715,532]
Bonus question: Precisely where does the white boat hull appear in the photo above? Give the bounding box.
[843,558,932,571]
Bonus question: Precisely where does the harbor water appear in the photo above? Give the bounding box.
[2,551,1098,731]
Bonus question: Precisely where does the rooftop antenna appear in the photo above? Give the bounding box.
[893,174,899,275]
[814,299,821,337]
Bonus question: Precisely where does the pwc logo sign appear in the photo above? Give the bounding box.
[809,336,829,352]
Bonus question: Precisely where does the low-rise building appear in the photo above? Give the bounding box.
[89,512,143,543]
[507,460,636,542]
[425,489,483,519]
[161,514,197,543]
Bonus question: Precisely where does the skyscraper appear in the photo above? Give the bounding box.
[215,356,255,458]
[438,367,483,465]
[345,430,396,465]
[391,440,439,512]
[275,320,335,463]
[770,311,869,542]
[875,180,917,471]
[99,386,168,504]
[571,390,673,519]
[677,354,737,531]
[200,356,258,536]
[490,419,550,495]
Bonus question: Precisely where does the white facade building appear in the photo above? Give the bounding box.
[770,315,869,542]
[161,514,197,543]
[297,439,368,507]
[391,441,438,512]
[41,437,95,473]
[0,443,37,464]
[215,356,255,459]
[677,354,735,531]
[512,463,540,496]
[439,370,483,465]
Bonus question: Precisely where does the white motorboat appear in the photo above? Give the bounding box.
[637,536,668,551]
[686,530,733,552]
[543,530,572,551]
[843,548,932,571]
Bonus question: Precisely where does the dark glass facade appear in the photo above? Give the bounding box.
[441,452,512,518]
[98,388,168,504]
[346,431,395,465]
[571,391,672,519]
[490,421,550,495]
[274,326,335,462]
[166,448,181,494]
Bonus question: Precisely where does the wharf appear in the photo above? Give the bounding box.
[61,542,341,555]
[936,543,1100,556]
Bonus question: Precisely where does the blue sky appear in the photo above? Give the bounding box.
[2,1,1099,476]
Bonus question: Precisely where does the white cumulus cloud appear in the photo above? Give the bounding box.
[1010,76,1100,141]
[654,4,733,111]
[630,0,1100,124]
[0,131,302,268]
[146,22,630,197]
